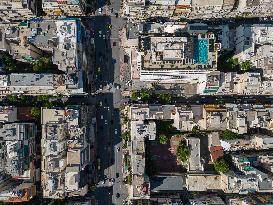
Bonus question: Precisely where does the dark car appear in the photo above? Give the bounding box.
[115,13,118,18]
[116,193,120,198]
[113,41,116,46]
[116,173,119,178]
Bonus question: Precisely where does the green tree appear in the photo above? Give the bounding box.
[127,173,132,185]
[1,51,16,72]
[220,129,240,140]
[140,89,153,101]
[176,141,190,163]
[122,131,130,142]
[44,101,53,108]
[159,93,172,103]
[19,95,28,104]
[131,91,140,101]
[31,107,41,120]
[6,95,18,103]
[37,95,51,102]
[218,51,239,71]
[32,57,52,73]
[191,125,200,135]
[214,158,229,173]
[157,121,177,135]
[241,60,252,71]
[159,134,168,144]
[226,57,239,70]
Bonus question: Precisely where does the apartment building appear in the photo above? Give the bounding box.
[125,22,221,95]
[189,194,225,205]
[0,0,36,22]
[123,0,273,21]
[0,106,37,203]
[0,18,87,95]
[42,0,88,16]
[221,155,273,194]
[41,106,96,199]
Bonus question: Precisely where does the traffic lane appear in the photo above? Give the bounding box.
[96,109,110,175]
[112,108,122,145]
[94,17,124,86]
[95,37,114,83]
[94,186,112,205]
[112,119,125,204]
[95,97,115,205]
[96,94,114,167]
[95,41,111,83]
[94,119,111,205]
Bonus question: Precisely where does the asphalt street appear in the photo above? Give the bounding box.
[88,0,128,204]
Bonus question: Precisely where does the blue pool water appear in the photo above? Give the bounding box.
[194,39,209,64]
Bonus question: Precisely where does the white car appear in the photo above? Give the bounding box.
[98,8,102,14]
[100,115,104,120]
[105,120,108,125]
[114,129,118,134]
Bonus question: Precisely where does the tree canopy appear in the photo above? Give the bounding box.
[156,120,178,136]
[37,95,51,102]
[6,95,18,103]
[218,51,239,72]
[159,93,172,103]
[159,134,168,144]
[0,51,16,72]
[220,129,240,140]
[32,57,53,73]
[122,131,130,142]
[30,107,41,120]
[139,89,153,101]
[214,158,229,173]
[131,91,140,101]
[226,57,239,70]
[241,60,252,71]
[176,141,190,163]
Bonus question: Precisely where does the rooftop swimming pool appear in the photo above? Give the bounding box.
[194,39,209,64]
